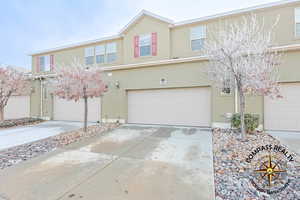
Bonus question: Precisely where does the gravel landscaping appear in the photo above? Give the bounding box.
[0,118,44,129]
[213,129,300,200]
[0,123,118,170]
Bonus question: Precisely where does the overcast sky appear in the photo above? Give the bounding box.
[0,0,278,70]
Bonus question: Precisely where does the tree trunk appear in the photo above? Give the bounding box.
[0,107,4,121]
[84,97,88,132]
[239,90,246,140]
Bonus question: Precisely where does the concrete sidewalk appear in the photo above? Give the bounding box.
[0,121,87,151]
[0,125,215,200]
[267,130,300,155]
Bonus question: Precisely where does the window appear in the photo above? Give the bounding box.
[94,43,117,64]
[39,55,50,72]
[85,47,94,65]
[106,42,117,63]
[190,25,206,51]
[221,78,231,95]
[95,45,105,64]
[295,8,300,37]
[139,34,151,56]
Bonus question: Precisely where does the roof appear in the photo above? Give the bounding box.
[28,35,121,56]
[172,0,300,27]
[29,0,300,56]
[118,10,173,34]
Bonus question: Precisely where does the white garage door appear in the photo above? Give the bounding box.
[53,97,101,122]
[264,83,300,131]
[128,87,211,126]
[5,96,30,119]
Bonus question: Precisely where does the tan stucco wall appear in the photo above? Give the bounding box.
[171,2,300,59]
[31,2,300,73]
[30,2,300,125]
[101,61,235,123]
[30,80,41,117]
[122,15,171,64]
[32,38,123,74]
[30,49,300,123]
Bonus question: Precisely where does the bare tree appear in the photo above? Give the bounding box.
[205,15,282,139]
[0,66,30,121]
[51,59,107,132]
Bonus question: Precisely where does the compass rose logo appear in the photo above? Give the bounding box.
[254,155,286,187]
[246,145,294,194]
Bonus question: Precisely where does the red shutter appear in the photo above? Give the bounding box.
[151,32,157,56]
[50,55,54,71]
[36,56,40,73]
[134,35,139,58]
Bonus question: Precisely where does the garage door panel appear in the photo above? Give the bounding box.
[53,97,101,122]
[128,87,211,127]
[4,96,30,119]
[264,83,300,131]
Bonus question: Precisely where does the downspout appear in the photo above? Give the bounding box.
[40,78,43,118]
[234,87,238,113]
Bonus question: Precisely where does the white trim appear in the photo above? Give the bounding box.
[102,55,208,71]
[28,35,121,56]
[295,7,300,37]
[118,10,173,34]
[171,0,300,27]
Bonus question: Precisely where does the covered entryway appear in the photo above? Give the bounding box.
[53,97,101,122]
[264,83,300,131]
[127,87,211,126]
[4,96,30,119]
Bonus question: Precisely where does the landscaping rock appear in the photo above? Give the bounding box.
[0,118,43,129]
[213,129,300,200]
[0,123,119,170]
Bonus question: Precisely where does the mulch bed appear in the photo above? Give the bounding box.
[213,129,300,200]
[0,123,119,170]
[0,118,44,129]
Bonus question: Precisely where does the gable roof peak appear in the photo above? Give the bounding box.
[118,9,174,34]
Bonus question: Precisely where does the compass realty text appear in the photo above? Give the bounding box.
[246,144,294,163]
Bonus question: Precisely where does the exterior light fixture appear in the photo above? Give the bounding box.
[115,81,120,88]
[160,78,167,85]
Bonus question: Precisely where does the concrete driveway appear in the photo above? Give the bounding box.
[267,131,300,155]
[0,125,214,200]
[0,121,85,151]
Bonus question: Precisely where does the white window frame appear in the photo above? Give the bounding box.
[295,8,300,37]
[95,45,106,64]
[106,42,117,63]
[139,34,151,56]
[40,55,50,72]
[190,25,206,51]
[84,47,95,65]
[220,76,232,95]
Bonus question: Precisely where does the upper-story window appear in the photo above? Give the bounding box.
[295,8,300,37]
[93,42,117,64]
[190,25,206,51]
[85,47,94,65]
[106,42,117,63]
[39,55,50,72]
[36,55,53,73]
[95,45,105,64]
[139,34,151,56]
[134,32,157,58]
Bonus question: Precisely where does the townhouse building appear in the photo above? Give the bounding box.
[28,0,300,131]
